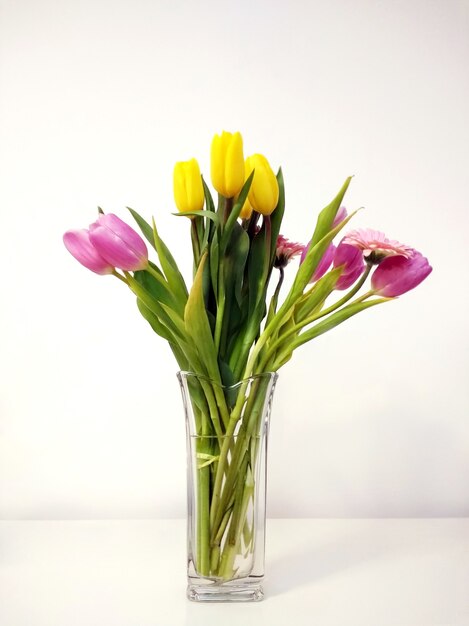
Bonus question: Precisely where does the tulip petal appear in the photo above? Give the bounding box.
[333,243,365,290]
[245,154,279,216]
[89,213,148,271]
[174,158,205,214]
[63,229,114,274]
[306,242,335,282]
[211,131,244,198]
[371,251,432,297]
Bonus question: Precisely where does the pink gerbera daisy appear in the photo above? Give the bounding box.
[275,235,305,268]
[342,228,413,264]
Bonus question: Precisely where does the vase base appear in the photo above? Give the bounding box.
[187,581,264,603]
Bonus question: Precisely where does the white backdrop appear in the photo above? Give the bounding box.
[0,0,468,519]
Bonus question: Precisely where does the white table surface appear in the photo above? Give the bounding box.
[1,519,468,626]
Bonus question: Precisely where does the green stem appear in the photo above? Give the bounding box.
[271,291,385,369]
[194,405,211,577]
[199,380,224,442]
[217,452,250,579]
[112,270,128,284]
[258,266,373,371]
[214,264,226,352]
[309,264,372,321]
[210,379,267,540]
[191,219,201,270]
[197,458,211,576]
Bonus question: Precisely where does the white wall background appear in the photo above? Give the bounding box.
[0,0,468,519]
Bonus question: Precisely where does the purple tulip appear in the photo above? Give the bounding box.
[63,229,114,275]
[89,213,148,271]
[371,251,432,297]
[333,243,366,290]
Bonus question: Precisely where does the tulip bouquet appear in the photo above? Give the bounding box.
[64,131,431,600]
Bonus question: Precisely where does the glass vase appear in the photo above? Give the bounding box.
[177,371,278,602]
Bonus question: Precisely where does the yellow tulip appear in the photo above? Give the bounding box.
[210,131,245,198]
[173,158,205,215]
[245,154,279,216]
[239,196,253,220]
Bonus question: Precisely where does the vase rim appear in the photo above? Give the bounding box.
[177,370,278,390]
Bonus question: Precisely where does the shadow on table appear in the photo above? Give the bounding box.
[266,520,391,597]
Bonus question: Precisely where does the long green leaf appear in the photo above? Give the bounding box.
[184,253,221,383]
[309,176,352,248]
[136,298,173,341]
[288,210,357,305]
[151,217,188,312]
[247,220,269,315]
[134,264,177,310]
[125,273,186,342]
[269,169,286,267]
[210,232,219,300]
[127,207,157,251]
[220,171,254,254]
[294,267,342,322]
[172,210,219,224]
[201,178,216,251]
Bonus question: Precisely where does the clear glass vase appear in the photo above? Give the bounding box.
[177,371,278,602]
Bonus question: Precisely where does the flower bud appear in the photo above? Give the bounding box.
[210,131,245,198]
[245,154,279,216]
[63,229,114,275]
[371,250,432,297]
[89,213,148,271]
[239,196,253,220]
[173,158,205,215]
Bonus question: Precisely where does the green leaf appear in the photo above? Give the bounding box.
[127,207,157,251]
[202,177,216,213]
[184,253,221,383]
[136,298,173,341]
[125,273,187,343]
[197,452,220,469]
[151,217,188,313]
[226,222,250,307]
[294,268,342,322]
[201,178,216,251]
[159,302,189,339]
[220,171,254,255]
[247,220,269,315]
[270,312,297,368]
[218,358,235,388]
[309,177,352,249]
[134,264,177,310]
[210,232,219,300]
[269,169,286,267]
[172,210,219,224]
[287,209,357,306]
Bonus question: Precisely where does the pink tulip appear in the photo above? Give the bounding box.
[89,213,148,271]
[371,250,432,297]
[333,205,347,227]
[333,243,366,290]
[63,229,114,275]
[302,242,336,282]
